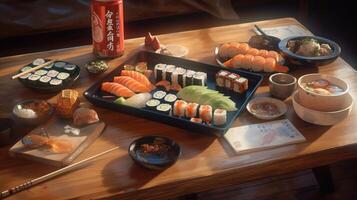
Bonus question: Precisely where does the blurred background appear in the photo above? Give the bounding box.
[0,0,355,68]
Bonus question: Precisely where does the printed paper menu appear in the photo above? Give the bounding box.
[223,119,306,154]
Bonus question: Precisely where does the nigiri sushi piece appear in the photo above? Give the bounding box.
[219,42,283,63]
[101,82,135,98]
[114,76,150,93]
[120,70,155,90]
[155,80,171,91]
[225,54,289,73]
[170,84,182,92]
[218,42,241,58]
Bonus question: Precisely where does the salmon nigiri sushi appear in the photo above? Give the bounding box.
[101,82,135,97]
[113,76,150,93]
[120,70,155,90]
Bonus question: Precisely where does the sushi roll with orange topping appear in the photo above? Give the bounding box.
[199,105,213,123]
[173,100,187,117]
[185,103,199,118]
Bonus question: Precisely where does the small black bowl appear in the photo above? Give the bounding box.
[278,36,341,67]
[12,99,54,126]
[128,136,181,170]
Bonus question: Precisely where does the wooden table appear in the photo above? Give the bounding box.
[1,18,356,200]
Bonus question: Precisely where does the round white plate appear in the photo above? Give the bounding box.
[246,97,287,120]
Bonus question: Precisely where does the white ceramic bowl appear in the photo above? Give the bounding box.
[297,73,349,112]
[292,91,353,126]
[246,97,287,120]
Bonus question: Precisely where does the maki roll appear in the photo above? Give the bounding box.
[64,64,77,71]
[34,69,48,76]
[156,103,172,115]
[50,79,63,86]
[190,118,203,123]
[193,72,207,86]
[32,58,45,66]
[173,100,187,117]
[153,90,166,100]
[233,77,248,93]
[39,76,51,84]
[183,70,195,87]
[225,73,239,90]
[199,105,213,123]
[57,72,70,80]
[21,66,32,72]
[171,67,186,86]
[164,65,176,82]
[44,62,54,69]
[146,99,160,110]
[28,74,41,81]
[54,61,66,68]
[216,70,230,87]
[123,64,135,71]
[19,73,32,80]
[154,63,166,82]
[185,102,199,118]
[164,93,177,103]
[213,109,227,126]
[47,70,59,78]
[135,62,147,74]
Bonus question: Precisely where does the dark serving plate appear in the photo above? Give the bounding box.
[128,136,181,170]
[84,51,263,136]
[278,36,341,67]
[214,43,286,74]
[18,59,80,93]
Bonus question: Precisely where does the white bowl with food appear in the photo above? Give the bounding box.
[297,73,349,112]
[292,91,353,126]
[246,97,287,120]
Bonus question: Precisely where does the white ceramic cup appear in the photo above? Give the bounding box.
[269,73,297,100]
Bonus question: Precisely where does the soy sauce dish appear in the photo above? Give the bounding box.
[278,36,341,67]
[128,136,181,170]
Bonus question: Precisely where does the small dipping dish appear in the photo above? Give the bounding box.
[269,73,297,99]
[12,99,54,126]
[0,118,13,146]
[128,136,181,170]
[247,97,287,120]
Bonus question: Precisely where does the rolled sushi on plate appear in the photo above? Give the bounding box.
[213,109,227,126]
[173,100,187,117]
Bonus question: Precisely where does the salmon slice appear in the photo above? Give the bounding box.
[101,82,135,97]
[120,70,155,90]
[113,76,150,93]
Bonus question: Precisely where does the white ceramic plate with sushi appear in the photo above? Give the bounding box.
[246,97,287,120]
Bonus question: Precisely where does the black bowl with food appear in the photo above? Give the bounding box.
[128,136,181,170]
[278,36,341,67]
[12,99,54,126]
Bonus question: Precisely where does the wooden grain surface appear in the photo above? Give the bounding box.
[0,18,357,200]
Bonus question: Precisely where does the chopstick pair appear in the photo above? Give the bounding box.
[11,60,56,80]
[0,146,119,199]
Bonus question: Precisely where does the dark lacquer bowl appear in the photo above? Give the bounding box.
[278,36,341,67]
[128,136,181,170]
[12,99,54,126]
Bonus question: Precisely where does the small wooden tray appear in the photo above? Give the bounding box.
[9,117,105,167]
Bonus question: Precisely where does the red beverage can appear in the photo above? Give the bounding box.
[91,0,124,58]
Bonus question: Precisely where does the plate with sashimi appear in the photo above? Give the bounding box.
[215,42,290,74]
[84,51,263,136]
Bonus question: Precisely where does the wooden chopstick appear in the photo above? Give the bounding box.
[0,146,119,198]
[11,60,56,80]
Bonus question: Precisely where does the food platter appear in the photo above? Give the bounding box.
[18,59,80,93]
[84,51,263,136]
[214,42,289,74]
